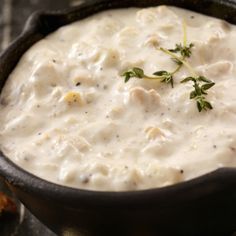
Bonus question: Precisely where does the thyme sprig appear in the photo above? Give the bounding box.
[122,43,192,88]
[123,68,174,87]
[169,43,194,58]
[181,76,215,112]
[121,21,215,112]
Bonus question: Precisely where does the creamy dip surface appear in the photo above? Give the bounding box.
[1,6,236,191]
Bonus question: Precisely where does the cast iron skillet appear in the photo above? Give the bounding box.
[1,0,236,235]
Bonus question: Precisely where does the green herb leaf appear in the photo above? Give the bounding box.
[203,100,213,110]
[153,71,174,88]
[153,70,168,76]
[181,77,196,83]
[132,67,145,78]
[169,43,194,58]
[122,67,145,83]
[171,58,183,66]
[197,100,203,112]
[196,99,213,112]
[190,91,197,99]
[197,76,212,83]
[181,76,215,112]
[201,82,215,91]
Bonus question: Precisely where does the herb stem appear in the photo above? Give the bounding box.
[171,63,182,75]
[143,75,165,80]
[160,47,197,77]
[182,20,187,47]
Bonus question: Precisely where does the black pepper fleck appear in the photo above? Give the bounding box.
[23,157,29,162]
[76,82,81,86]
[180,169,184,174]
[81,174,92,184]
[81,176,90,184]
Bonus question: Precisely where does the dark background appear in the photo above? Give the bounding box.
[0,1,83,235]
[0,0,85,50]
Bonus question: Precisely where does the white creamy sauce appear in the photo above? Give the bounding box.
[1,6,236,191]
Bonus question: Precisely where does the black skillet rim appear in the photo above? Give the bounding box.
[1,0,236,209]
